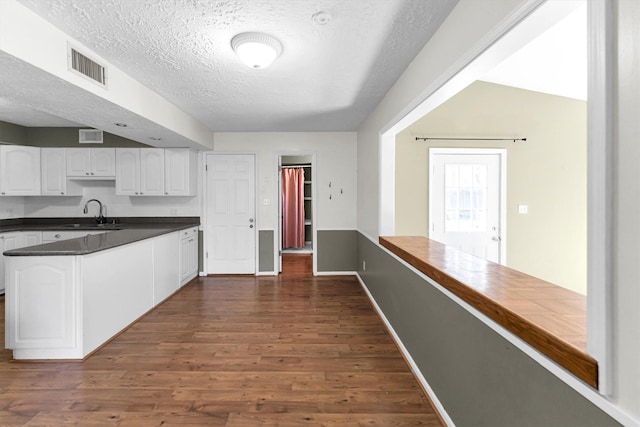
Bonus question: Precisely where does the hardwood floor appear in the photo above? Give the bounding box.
[0,261,442,426]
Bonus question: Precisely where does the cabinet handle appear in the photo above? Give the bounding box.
[85,172,89,175]
[91,172,95,175]
[60,192,64,195]
[55,234,61,238]
[165,192,168,195]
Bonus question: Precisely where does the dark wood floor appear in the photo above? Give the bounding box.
[0,255,442,426]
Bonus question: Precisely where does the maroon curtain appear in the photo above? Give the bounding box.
[281,168,305,248]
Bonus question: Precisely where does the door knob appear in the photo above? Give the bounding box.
[249,218,254,223]
[249,224,254,228]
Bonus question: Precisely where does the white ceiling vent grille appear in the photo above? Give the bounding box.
[79,129,103,144]
[68,45,107,87]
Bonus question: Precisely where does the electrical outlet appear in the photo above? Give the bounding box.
[518,204,528,214]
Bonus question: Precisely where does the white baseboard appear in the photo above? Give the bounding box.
[315,271,357,276]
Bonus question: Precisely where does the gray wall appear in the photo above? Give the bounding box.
[259,230,274,272]
[357,233,619,427]
[317,230,357,272]
[27,127,148,147]
[0,121,28,144]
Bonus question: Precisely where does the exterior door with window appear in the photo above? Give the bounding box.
[429,148,505,264]
[205,154,256,274]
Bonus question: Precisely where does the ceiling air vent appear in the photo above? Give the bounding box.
[79,129,103,144]
[68,45,107,87]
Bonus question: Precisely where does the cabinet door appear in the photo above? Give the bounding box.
[180,236,190,282]
[0,146,41,195]
[115,148,139,195]
[66,148,91,177]
[6,256,77,350]
[91,148,115,177]
[0,232,21,293]
[140,149,165,196]
[41,148,67,195]
[188,235,198,277]
[165,149,196,196]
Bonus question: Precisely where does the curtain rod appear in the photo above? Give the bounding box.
[280,163,311,168]
[415,137,526,142]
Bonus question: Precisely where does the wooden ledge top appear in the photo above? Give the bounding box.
[379,236,597,389]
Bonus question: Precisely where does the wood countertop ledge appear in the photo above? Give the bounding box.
[379,236,597,389]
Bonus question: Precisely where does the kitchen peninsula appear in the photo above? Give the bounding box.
[2,217,199,360]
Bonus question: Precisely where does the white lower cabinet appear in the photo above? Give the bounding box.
[5,231,186,360]
[153,231,180,305]
[179,227,198,285]
[1,232,42,294]
[5,256,77,354]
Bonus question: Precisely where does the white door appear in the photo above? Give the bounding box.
[429,148,505,264]
[206,154,256,274]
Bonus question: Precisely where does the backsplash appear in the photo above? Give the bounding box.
[0,197,25,219]
[21,181,201,219]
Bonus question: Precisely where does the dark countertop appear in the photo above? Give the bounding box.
[2,217,200,256]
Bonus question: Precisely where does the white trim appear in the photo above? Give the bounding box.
[357,231,639,427]
[315,271,357,276]
[356,273,455,427]
[428,147,507,265]
[256,271,278,277]
[586,0,613,396]
[315,227,358,231]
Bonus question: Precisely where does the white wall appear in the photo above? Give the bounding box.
[213,132,357,231]
[0,197,24,219]
[22,181,201,218]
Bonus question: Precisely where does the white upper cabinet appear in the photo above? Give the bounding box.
[140,149,165,195]
[66,148,115,178]
[0,145,41,196]
[116,148,165,196]
[164,149,197,196]
[41,148,81,196]
[115,148,139,195]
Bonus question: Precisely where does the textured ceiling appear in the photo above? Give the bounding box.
[4,0,458,134]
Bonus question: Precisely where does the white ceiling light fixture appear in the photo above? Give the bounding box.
[231,32,282,69]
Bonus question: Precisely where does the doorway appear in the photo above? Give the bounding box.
[278,154,315,274]
[205,153,256,274]
[429,148,506,264]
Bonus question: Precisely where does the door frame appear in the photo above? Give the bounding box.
[428,147,507,265]
[276,151,317,275]
[203,152,258,275]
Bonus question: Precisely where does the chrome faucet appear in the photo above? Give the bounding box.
[83,199,106,224]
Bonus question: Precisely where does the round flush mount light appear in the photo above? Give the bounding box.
[231,32,282,69]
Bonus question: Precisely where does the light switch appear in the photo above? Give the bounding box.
[263,198,271,206]
[518,204,528,214]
